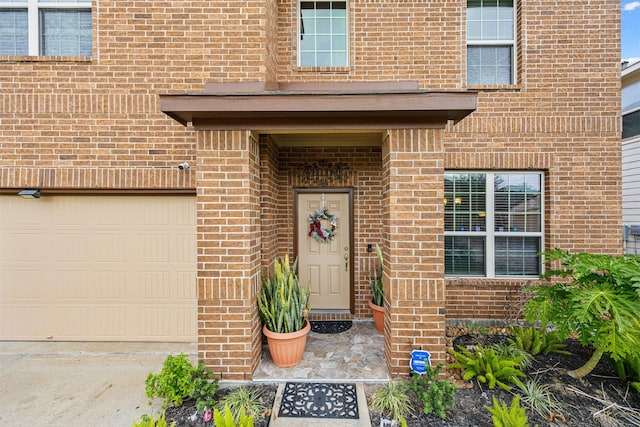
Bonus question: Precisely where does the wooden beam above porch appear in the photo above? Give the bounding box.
[160,81,477,130]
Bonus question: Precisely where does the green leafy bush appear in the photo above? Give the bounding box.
[145,353,219,411]
[492,342,535,371]
[508,326,571,356]
[408,364,456,419]
[213,404,254,427]
[525,250,640,379]
[370,381,413,424]
[448,344,525,390]
[257,255,311,333]
[485,394,530,427]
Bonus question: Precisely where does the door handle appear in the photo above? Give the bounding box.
[344,253,349,272]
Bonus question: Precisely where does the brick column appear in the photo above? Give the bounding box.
[382,129,446,377]
[196,130,262,380]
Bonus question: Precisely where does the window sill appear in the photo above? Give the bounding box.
[0,55,91,63]
[295,65,350,74]
[466,84,521,92]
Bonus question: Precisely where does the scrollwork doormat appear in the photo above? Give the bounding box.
[310,320,353,334]
[278,382,359,419]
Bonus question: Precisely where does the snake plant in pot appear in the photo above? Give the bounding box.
[257,255,311,367]
[369,244,385,334]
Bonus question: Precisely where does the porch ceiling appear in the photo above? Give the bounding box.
[160,81,477,131]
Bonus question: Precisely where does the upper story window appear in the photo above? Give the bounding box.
[445,172,543,278]
[298,1,347,67]
[466,0,515,85]
[0,0,91,56]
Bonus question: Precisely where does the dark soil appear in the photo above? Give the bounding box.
[164,327,640,427]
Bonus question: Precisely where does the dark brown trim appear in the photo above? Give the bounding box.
[161,82,477,130]
[0,189,196,196]
[293,187,355,314]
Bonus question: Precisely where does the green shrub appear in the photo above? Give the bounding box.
[145,353,219,411]
[408,364,456,419]
[507,326,571,356]
[448,344,525,391]
[370,381,413,424]
[213,404,254,427]
[485,394,530,427]
[132,411,175,427]
[524,250,640,379]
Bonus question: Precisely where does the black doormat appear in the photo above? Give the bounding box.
[278,382,359,419]
[310,320,353,334]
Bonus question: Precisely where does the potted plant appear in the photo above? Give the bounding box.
[369,244,385,334]
[257,255,311,368]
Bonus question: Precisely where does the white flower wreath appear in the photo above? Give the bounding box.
[308,209,337,243]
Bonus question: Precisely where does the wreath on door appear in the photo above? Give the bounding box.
[308,209,337,243]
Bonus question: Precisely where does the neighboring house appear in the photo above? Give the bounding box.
[0,1,621,380]
[622,60,640,254]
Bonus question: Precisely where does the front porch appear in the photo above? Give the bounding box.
[161,81,477,380]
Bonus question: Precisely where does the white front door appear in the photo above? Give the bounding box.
[297,192,351,310]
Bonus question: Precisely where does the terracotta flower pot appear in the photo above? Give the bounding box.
[263,321,311,368]
[369,300,384,334]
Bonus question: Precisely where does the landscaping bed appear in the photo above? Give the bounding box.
[159,324,639,426]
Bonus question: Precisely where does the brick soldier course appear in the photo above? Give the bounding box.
[0,1,621,380]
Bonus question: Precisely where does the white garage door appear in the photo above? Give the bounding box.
[0,195,197,342]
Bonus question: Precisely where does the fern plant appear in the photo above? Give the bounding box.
[257,255,311,334]
[448,344,525,391]
[485,394,530,427]
[408,364,456,419]
[492,342,535,371]
[213,404,254,427]
[508,326,571,356]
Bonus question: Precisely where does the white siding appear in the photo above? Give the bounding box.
[623,136,640,254]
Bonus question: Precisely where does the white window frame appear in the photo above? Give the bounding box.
[466,0,517,85]
[0,0,91,56]
[444,171,544,278]
[297,0,349,68]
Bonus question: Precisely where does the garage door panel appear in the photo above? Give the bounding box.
[0,195,197,342]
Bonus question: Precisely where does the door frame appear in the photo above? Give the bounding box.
[293,187,355,314]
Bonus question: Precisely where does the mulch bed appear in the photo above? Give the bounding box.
[163,325,640,426]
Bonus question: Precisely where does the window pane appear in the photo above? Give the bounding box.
[445,236,486,276]
[0,9,28,55]
[467,46,512,85]
[445,173,486,232]
[299,1,347,67]
[495,237,540,276]
[494,174,542,232]
[40,9,92,56]
[467,0,513,42]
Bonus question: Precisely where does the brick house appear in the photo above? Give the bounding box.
[0,1,621,380]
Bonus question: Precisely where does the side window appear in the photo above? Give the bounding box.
[0,0,92,56]
[298,1,347,67]
[466,0,515,85]
[445,172,543,277]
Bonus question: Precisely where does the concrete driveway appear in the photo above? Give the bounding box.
[0,341,197,427]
